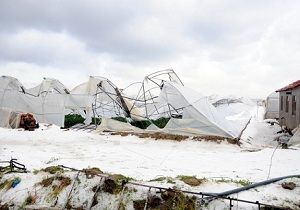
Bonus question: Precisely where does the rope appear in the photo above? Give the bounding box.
[267,144,280,179]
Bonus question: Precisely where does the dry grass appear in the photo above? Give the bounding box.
[177,175,206,187]
[112,131,189,141]
[215,178,252,186]
[0,177,21,190]
[102,174,131,194]
[0,179,12,190]
[111,131,235,144]
[39,175,71,198]
[160,189,197,210]
[42,166,64,174]
[24,194,36,205]
[39,177,55,187]
[192,135,238,144]
[51,176,72,197]
[133,189,197,210]
[82,167,103,179]
[192,135,226,141]
[149,176,176,184]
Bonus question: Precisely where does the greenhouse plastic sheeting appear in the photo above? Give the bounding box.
[147,82,239,138]
[0,108,21,128]
[94,118,142,133]
[265,92,279,119]
[162,118,233,137]
[1,89,65,127]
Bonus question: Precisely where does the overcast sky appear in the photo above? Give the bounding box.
[0,0,299,98]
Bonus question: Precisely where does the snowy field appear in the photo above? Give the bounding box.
[0,105,300,209]
[0,122,298,181]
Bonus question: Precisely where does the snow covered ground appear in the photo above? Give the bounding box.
[0,104,300,209]
[0,122,298,181]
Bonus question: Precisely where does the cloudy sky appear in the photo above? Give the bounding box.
[0,0,299,98]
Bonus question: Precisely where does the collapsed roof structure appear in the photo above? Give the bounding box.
[66,76,139,124]
[26,77,70,96]
[121,69,184,119]
[27,78,70,126]
[0,71,240,138]
[150,82,238,138]
[0,76,27,128]
[0,75,143,127]
[97,69,239,138]
[0,76,26,94]
[0,76,69,127]
[66,76,116,125]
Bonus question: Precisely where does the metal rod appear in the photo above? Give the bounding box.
[63,171,81,209]
[142,81,148,118]
[88,177,104,210]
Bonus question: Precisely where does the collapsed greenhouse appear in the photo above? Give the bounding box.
[0,70,240,138]
[0,76,69,128]
[1,72,300,210]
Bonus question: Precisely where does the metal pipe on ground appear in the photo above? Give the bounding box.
[205,174,300,200]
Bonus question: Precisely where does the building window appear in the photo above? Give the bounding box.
[285,96,289,112]
[292,95,296,115]
[280,96,283,111]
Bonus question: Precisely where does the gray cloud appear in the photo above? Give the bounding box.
[0,0,179,62]
[0,0,299,97]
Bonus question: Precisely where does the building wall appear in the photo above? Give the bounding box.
[279,87,300,129]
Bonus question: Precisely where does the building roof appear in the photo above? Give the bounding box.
[276,80,300,92]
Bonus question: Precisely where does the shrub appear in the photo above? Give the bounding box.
[152,117,170,128]
[64,114,85,128]
[90,117,101,125]
[111,117,128,123]
[130,120,152,129]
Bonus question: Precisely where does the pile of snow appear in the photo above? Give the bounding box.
[95,118,142,133]
[289,126,300,147]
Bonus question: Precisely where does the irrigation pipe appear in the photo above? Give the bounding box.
[205,174,300,200]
